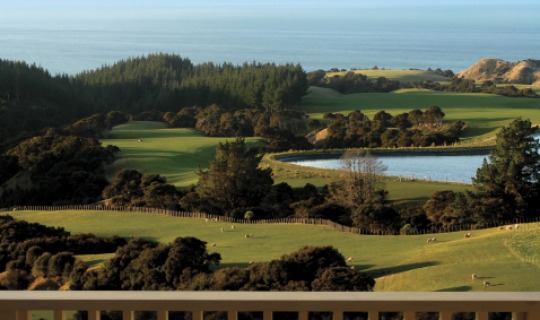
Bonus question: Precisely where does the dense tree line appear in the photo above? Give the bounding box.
[320,107,465,148]
[0,55,309,152]
[71,239,373,292]
[76,54,308,113]
[423,119,540,228]
[307,70,400,94]
[0,130,119,207]
[412,78,538,97]
[0,215,125,290]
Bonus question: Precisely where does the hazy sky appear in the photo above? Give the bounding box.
[4,0,540,8]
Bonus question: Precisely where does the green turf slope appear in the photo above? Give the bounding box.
[10,210,540,291]
[301,87,540,143]
[101,121,263,188]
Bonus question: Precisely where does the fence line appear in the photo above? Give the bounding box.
[5,205,540,237]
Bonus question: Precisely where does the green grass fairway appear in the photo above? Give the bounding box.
[301,88,540,142]
[101,122,263,187]
[325,69,450,82]
[100,121,468,203]
[10,210,540,291]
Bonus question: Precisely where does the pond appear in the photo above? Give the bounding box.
[280,133,540,184]
[280,151,489,184]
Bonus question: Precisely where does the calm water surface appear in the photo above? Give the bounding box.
[1,3,539,74]
[282,134,540,184]
[284,152,489,184]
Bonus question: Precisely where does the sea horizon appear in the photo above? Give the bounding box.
[1,1,539,75]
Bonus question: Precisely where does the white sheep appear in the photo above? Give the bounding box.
[347,257,354,262]
[472,273,478,280]
[231,225,235,229]
[211,243,217,247]
[483,280,491,287]
[465,232,472,238]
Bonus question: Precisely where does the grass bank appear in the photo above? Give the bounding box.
[101,121,263,188]
[301,87,540,144]
[10,210,540,292]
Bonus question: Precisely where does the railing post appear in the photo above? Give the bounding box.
[88,310,101,320]
[299,311,308,320]
[512,312,526,320]
[367,311,378,320]
[157,310,169,320]
[54,310,67,320]
[263,310,273,320]
[16,310,31,320]
[403,311,416,320]
[333,311,343,320]
[439,311,453,320]
[0,310,16,320]
[123,310,135,320]
[228,310,238,320]
[192,310,203,320]
[476,312,488,320]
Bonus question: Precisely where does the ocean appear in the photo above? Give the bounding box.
[1,3,540,75]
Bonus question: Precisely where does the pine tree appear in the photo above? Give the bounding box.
[197,137,273,214]
[472,118,540,220]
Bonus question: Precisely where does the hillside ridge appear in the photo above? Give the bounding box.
[457,58,540,85]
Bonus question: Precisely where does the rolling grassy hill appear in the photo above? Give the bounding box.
[100,122,263,188]
[100,121,471,204]
[9,209,540,291]
[324,69,450,83]
[301,87,540,144]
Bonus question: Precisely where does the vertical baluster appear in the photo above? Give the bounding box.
[157,310,169,320]
[511,312,526,320]
[475,312,488,320]
[333,311,343,320]
[439,311,453,320]
[263,311,273,320]
[228,310,238,320]
[54,310,67,320]
[123,310,135,320]
[88,310,101,320]
[367,311,378,320]
[403,311,416,320]
[299,311,308,320]
[16,310,31,320]
[192,310,203,320]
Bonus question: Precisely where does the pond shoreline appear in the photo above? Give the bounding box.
[273,146,492,163]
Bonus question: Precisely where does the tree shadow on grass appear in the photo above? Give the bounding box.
[353,264,375,271]
[436,286,472,292]
[368,261,440,278]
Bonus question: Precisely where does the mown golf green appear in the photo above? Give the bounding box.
[100,121,471,204]
[9,210,540,291]
[301,87,540,143]
[325,69,450,82]
[101,122,263,188]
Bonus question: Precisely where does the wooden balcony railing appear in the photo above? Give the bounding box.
[0,291,539,320]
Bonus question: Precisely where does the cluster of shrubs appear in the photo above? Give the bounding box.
[411,78,538,97]
[0,215,125,290]
[321,107,465,148]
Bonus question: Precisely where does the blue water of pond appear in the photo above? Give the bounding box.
[282,133,540,184]
[281,152,489,184]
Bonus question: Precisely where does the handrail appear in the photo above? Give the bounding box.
[1,291,540,320]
